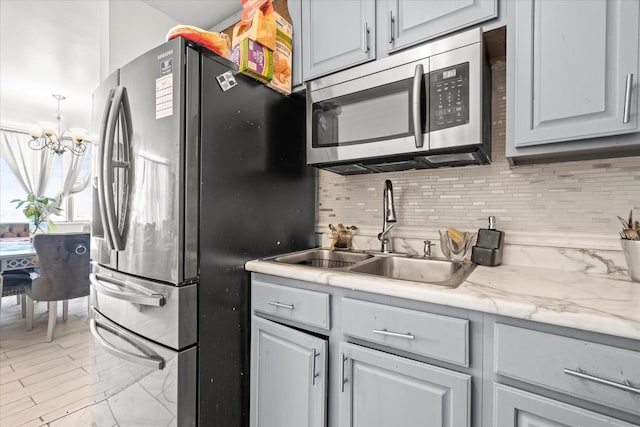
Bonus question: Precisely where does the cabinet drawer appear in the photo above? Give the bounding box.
[252,280,330,331]
[495,384,638,427]
[341,298,469,366]
[494,323,640,416]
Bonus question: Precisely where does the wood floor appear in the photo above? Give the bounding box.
[0,296,93,427]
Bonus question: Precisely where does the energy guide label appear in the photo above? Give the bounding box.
[156,74,173,119]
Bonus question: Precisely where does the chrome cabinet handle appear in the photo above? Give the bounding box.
[388,10,394,44]
[564,368,640,395]
[362,22,370,53]
[372,329,415,340]
[311,348,320,386]
[267,301,294,310]
[91,273,166,307]
[340,352,348,392]
[90,317,164,370]
[623,73,634,124]
[412,63,425,148]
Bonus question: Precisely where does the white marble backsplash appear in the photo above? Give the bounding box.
[319,227,630,278]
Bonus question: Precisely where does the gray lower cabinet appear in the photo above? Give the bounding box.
[378,0,497,54]
[250,273,640,427]
[489,320,640,426]
[494,384,638,427]
[338,342,471,427]
[507,0,640,162]
[250,315,327,427]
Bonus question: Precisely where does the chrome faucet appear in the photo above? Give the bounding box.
[378,179,397,253]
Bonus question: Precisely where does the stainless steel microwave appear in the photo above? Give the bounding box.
[306,28,491,175]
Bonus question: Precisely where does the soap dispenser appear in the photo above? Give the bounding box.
[471,216,505,266]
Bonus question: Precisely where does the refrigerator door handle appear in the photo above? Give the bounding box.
[96,88,116,249]
[91,273,166,307]
[90,312,165,370]
[102,85,132,251]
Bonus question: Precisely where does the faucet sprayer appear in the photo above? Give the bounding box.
[378,179,397,253]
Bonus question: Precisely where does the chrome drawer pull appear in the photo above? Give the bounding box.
[563,368,640,395]
[372,329,415,340]
[623,73,633,124]
[267,301,294,310]
[311,348,320,386]
[340,352,348,393]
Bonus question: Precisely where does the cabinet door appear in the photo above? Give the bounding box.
[379,0,497,54]
[288,0,303,87]
[250,316,327,427]
[494,384,638,427]
[338,342,470,427]
[511,0,639,149]
[302,0,375,81]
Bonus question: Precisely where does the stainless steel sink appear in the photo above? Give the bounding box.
[348,256,475,288]
[269,248,475,288]
[271,249,373,269]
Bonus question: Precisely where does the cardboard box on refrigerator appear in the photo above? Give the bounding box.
[229,38,274,84]
[266,11,293,95]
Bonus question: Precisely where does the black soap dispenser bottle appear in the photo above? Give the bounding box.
[471,216,505,266]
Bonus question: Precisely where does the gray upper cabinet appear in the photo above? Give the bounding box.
[302,0,375,81]
[378,0,498,54]
[250,316,327,427]
[288,0,303,88]
[301,0,497,82]
[507,0,640,161]
[338,342,471,427]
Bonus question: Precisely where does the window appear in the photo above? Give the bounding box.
[0,148,92,223]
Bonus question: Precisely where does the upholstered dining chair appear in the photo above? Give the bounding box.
[25,233,91,342]
[1,269,32,319]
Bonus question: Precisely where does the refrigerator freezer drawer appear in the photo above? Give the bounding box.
[90,310,197,426]
[92,264,197,350]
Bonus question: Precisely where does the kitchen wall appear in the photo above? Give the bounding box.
[317,59,640,251]
[103,1,180,78]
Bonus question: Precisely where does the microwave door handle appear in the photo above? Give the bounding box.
[412,63,425,148]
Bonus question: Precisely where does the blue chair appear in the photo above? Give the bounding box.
[25,233,90,342]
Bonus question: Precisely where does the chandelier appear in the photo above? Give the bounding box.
[27,94,87,156]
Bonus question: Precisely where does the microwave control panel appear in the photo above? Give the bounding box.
[429,62,470,131]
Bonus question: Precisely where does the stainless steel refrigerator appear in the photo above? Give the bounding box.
[89,37,316,427]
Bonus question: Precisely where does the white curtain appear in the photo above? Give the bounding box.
[0,129,56,197]
[56,146,92,206]
[0,129,91,209]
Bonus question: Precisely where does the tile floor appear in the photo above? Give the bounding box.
[0,296,93,426]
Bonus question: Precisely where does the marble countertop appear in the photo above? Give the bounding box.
[245,255,640,341]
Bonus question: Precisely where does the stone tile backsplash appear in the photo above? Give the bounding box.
[317,59,640,255]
